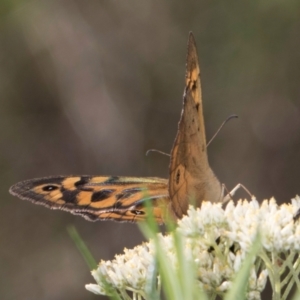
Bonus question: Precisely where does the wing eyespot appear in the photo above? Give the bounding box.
[42,185,59,192]
[131,210,145,215]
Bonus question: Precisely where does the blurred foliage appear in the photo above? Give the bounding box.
[1,0,300,299]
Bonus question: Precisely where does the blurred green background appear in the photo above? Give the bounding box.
[1,1,300,299]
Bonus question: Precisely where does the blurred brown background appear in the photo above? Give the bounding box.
[1,1,300,299]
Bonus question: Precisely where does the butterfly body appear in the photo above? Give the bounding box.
[10,33,224,223]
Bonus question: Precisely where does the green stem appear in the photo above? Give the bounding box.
[272,252,281,300]
[282,255,300,300]
[259,250,275,290]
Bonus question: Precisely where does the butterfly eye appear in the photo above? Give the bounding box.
[42,185,59,192]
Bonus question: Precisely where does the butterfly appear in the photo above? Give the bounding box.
[9,33,235,223]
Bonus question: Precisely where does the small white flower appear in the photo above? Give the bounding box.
[85,284,105,295]
[247,290,261,300]
[257,270,268,291]
[217,281,231,292]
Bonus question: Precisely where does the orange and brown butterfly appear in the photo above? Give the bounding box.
[9,33,223,224]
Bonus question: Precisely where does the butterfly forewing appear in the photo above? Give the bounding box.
[169,33,223,218]
[9,176,169,223]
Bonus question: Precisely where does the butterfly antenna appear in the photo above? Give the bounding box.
[146,149,170,157]
[207,114,238,147]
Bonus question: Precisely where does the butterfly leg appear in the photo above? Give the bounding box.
[222,183,253,203]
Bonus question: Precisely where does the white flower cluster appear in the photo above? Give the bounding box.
[86,197,300,299]
[86,243,156,297]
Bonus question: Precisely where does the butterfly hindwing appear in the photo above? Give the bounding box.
[9,176,169,223]
[169,33,223,218]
